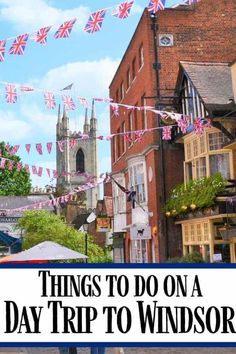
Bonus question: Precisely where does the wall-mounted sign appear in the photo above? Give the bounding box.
[130,224,151,240]
[96,217,111,232]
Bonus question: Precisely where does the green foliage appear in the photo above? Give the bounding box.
[167,251,205,263]
[165,173,225,217]
[16,210,112,263]
[0,142,31,195]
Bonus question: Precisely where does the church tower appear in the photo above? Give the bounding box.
[56,101,99,210]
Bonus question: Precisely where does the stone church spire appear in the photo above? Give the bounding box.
[90,99,97,137]
[83,108,90,134]
[62,105,69,135]
[56,104,61,138]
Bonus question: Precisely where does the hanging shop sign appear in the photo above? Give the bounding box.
[96,217,111,232]
[130,224,151,240]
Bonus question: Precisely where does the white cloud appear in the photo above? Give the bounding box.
[0,0,90,33]
[132,2,144,15]
[0,110,32,141]
[21,103,57,137]
[34,57,120,98]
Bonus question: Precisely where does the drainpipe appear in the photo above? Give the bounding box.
[150,12,169,261]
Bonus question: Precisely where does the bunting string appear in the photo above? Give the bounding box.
[5,173,110,215]
[0,155,99,181]
[1,117,211,158]
[0,0,199,62]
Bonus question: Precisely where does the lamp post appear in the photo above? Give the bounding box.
[83,222,89,263]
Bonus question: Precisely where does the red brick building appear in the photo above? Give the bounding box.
[109,0,236,263]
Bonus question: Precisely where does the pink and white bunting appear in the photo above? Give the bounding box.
[62,95,75,110]
[162,126,172,140]
[25,144,31,154]
[54,19,77,39]
[36,143,43,155]
[0,40,6,62]
[44,92,56,110]
[47,142,53,154]
[110,103,119,116]
[5,84,17,103]
[78,97,88,107]
[34,26,52,45]
[193,117,204,135]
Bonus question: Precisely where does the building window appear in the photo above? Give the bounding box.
[209,154,230,179]
[117,127,121,158]
[196,223,202,242]
[132,57,136,80]
[186,143,191,160]
[139,44,144,69]
[120,82,124,101]
[128,111,133,146]
[129,162,146,204]
[184,130,232,183]
[113,176,126,213]
[130,239,148,263]
[185,162,193,182]
[208,132,230,151]
[199,135,206,154]
[184,225,189,242]
[193,139,198,157]
[190,224,195,242]
[196,157,206,179]
[122,121,126,153]
[76,148,85,173]
[112,136,116,163]
[203,223,209,242]
[141,94,147,130]
[133,103,138,132]
[126,68,131,90]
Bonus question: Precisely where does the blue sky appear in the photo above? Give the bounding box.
[0,0,177,189]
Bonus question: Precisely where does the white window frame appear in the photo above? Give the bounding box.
[128,157,147,205]
[113,175,126,214]
[130,239,148,263]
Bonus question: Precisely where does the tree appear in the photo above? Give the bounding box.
[16,210,112,263]
[0,142,31,195]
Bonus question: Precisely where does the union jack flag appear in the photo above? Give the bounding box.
[20,86,34,92]
[147,0,166,13]
[44,92,56,109]
[162,126,172,140]
[84,10,106,34]
[112,1,134,19]
[35,26,52,44]
[193,117,204,135]
[78,97,88,107]
[5,84,17,103]
[177,115,190,134]
[62,95,76,110]
[9,34,29,55]
[54,19,77,39]
[183,0,199,4]
[110,103,119,116]
[0,40,6,62]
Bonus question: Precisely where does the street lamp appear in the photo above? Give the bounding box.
[83,222,89,263]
